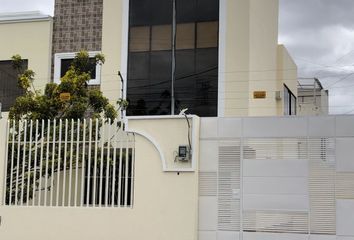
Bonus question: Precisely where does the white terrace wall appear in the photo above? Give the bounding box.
[199,115,354,240]
[0,116,200,240]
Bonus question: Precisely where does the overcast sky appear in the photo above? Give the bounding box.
[279,0,354,114]
[0,0,353,114]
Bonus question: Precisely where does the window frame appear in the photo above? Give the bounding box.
[54,52,102,85]
[284,84,297,116]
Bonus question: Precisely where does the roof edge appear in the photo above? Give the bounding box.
[0,11,52,23]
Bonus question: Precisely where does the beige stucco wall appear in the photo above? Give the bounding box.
[0,19,52,91]
[222,0,250,117]
[100,0,124,107]
[248,0,279,116]
[0,116,199,240]
[222,0,297,117]
[277,45,298,115]
[127,116,199,171]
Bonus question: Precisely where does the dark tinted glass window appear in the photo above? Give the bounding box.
[60,58,96,79]
[176,0,196,23]
[284,84,297,116]
[127,51,172,115]
[127,0,219,117]
[175,50,196,111]
[129,0,151,26]
[0,60,27,111]
[291,94,297,115]
[197,0,219,21]
[150,0,173,25]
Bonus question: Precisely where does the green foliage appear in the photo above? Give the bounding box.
[9,50,118,121]
[5,50,130,205]
[117,98,129,111]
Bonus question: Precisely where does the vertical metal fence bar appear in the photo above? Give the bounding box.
[124,135,129,207]
[130,134,135,208]
[32,120,39,206]
[26,120,33,206]
[86,119,93,207]
[2,118,135,208]
[3,120,10,205]
[118,137,123,207]
[111,120,117,207]
[62,119,68,206]
[93,119,99,207]
[20,120,28,205]
[44,120,51,206]
[68,119,74,206]
[74,119,80,206]
[105,119,111,207]
[9,120,16,206]
[80,119,86,207]
[56,119,62,206]
[50,119,56,206]
[15,120,22,206]
[38,120,45,206]
[99,119,105,207]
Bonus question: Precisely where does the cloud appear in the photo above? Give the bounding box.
[279,0,354,114]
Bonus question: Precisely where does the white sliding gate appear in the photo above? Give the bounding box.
[199,116,354,240]
[2,119,135,208]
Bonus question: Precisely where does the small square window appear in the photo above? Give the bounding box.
[54,52,102,85]
[60,58,96,79]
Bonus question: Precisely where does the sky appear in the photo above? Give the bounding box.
[279,0,354,114]
[0,0,354,114]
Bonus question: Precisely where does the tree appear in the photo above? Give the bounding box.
[6,51,129,205]
[9,50,118,120]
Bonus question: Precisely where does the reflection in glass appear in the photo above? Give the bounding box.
[127,0,219,117]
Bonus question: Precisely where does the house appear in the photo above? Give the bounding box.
[0,0,298,118]
[0,1,354,240]
[0,11,52,114]
[297,78,329,116]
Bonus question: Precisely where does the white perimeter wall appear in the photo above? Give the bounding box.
[199,115,354,240]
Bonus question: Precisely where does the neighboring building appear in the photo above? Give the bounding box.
[297,78,329,116]
[0,11,52,113]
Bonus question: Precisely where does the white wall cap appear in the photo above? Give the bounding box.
[0,11,52,23]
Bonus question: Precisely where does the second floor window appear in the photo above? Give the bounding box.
[284,84,296,116]
[0,59,27,111]
[127,0,219,117]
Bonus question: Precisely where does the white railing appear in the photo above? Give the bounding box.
[3,119,135,208]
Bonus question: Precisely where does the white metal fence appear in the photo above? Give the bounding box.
[3,119,135,208]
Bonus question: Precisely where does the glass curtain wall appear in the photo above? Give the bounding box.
[127,0,219,116]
